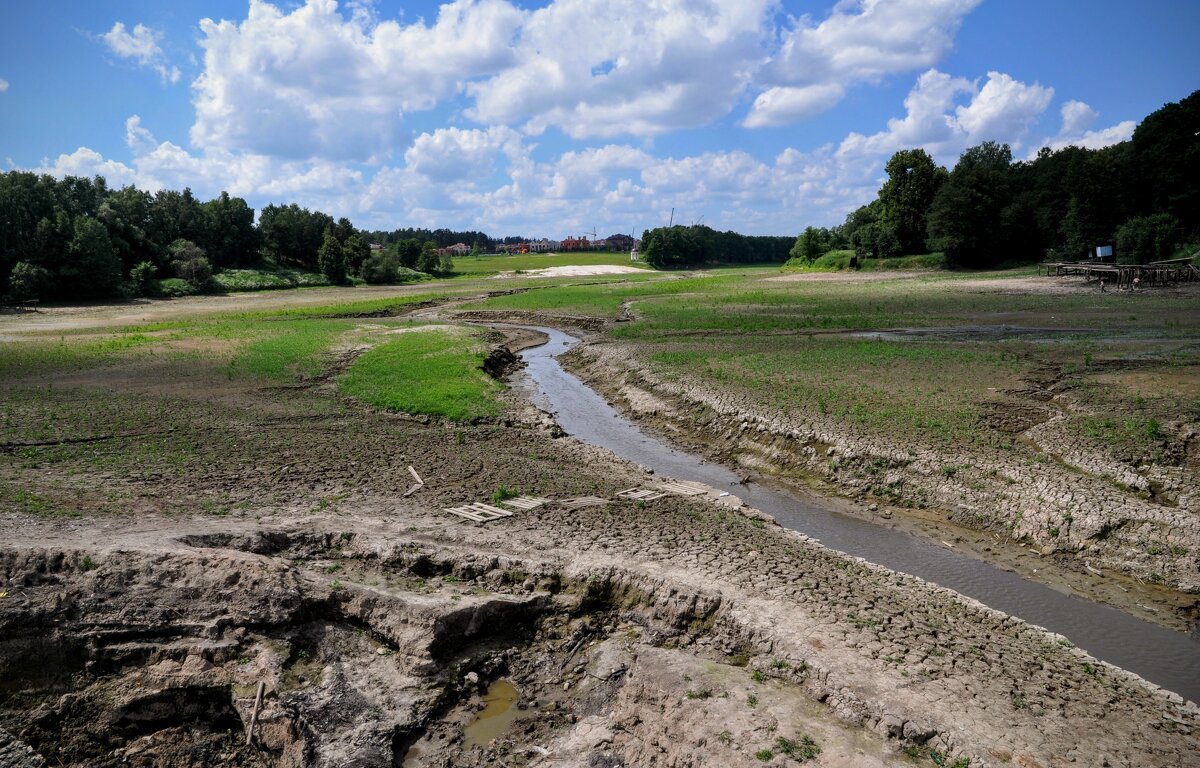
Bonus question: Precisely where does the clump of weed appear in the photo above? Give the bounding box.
[491,486,519,504]
[775,734,820,761]
[80,555,98,571]
[685,688,712,700]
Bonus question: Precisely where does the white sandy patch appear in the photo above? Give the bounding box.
[495,265,647,278]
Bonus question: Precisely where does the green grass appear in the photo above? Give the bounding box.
[451,251,651,276]
[341,327,502,421]
[226,319,351,380]
[0,331,171,378]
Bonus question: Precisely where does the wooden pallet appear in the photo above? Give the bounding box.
[444,503,514,522]
[656,480,708,497]
[616,487,668,501]
[501,495,550,510]
[560,496,610,509]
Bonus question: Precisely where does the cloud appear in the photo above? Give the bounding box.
[101,22,181,84]
[465,0,774,138]
[191,0,524,162]
[0,78,8,93]
[743,83,845,128]
[1026,100,1136,158]
[837,69,1053,168]
[746,0,980,127]
[404,126,524,181]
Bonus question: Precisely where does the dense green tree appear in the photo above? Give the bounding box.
[927,142,1016,268]
[5,261,53,301]
[168,239,212,286]
[394,238,423,270]
[1115,213,1178,263]
[879,149,947,254]
[201,192,258,268]
[259,203,333,268]
[61,215,122,298]
[789,226,830,263]
[317,230,349,284]
[342,234,371,277]
[1129,90,1200,232]
[416,241,440,274]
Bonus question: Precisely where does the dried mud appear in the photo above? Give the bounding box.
[1,292,1198,767]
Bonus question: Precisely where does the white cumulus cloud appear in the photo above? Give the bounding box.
[191,0,524,162]
[101,22,181,84]
[746,0,981,127]
[1026,100,1136,158]
[465,0,774,138]
[837,69,1053,169]
[0,78,9,93]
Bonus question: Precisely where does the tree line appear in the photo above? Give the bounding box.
[639,225,793,268]
[0,174,524,303]
[790,89,1198,268]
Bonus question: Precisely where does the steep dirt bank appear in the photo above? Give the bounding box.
[562,338,1200,635]
[3,498,1198,767]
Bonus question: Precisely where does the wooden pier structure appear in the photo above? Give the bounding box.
[1039,256,1199,288]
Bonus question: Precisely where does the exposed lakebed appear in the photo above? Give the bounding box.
[516,324,1200,705]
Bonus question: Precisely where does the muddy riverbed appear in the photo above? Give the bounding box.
[2,293,1198,767]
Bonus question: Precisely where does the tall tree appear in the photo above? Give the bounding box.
[878,149,947,254]
[61,215,121,299]
[927,142,1015,268]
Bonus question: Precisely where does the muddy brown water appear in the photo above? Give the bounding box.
[516,325,1200,705]
[462,679,521,749]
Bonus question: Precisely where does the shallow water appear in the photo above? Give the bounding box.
[516,325,1200,705]
[462,679,520,749]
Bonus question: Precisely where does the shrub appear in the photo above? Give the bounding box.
[6,261,53,301]
[1115,213,1177,264]
[129,261,157,296]
[152,278,199,298]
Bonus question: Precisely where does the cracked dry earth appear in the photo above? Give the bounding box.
[0,318,1197,767]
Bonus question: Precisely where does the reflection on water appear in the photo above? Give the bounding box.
[463,679,520,749]
[514,324,1200,705]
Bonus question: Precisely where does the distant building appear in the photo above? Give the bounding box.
[606,233,637,252]
[446,243,470,255]
[561,236,590,251]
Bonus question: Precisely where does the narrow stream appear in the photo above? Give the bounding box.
[515,325,1200,705]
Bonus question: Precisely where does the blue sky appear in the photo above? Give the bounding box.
[1,0,1197,237]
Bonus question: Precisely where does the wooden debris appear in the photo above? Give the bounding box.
[246,681,265,746]
[616,487,669,501]
[444,503,514,523]
[403,465,425,497]
[500,495,550,510]
[656,480,708,497]
[560,496,609,509]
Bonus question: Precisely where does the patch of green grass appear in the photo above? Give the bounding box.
[451,251,652,276]
[226,319,350,380]
[685,687,713,700]
[341,327,502,422]
[754,748,773,761]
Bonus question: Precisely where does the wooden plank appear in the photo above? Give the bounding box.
[616,487,669,501]
[560,496,609,509]
[656,481,708,497]
[444,503,514,522]
[501,495,550,510]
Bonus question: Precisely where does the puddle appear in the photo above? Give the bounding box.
[462,679,520,749]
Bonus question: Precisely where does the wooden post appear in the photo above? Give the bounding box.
[246,681,265,746]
